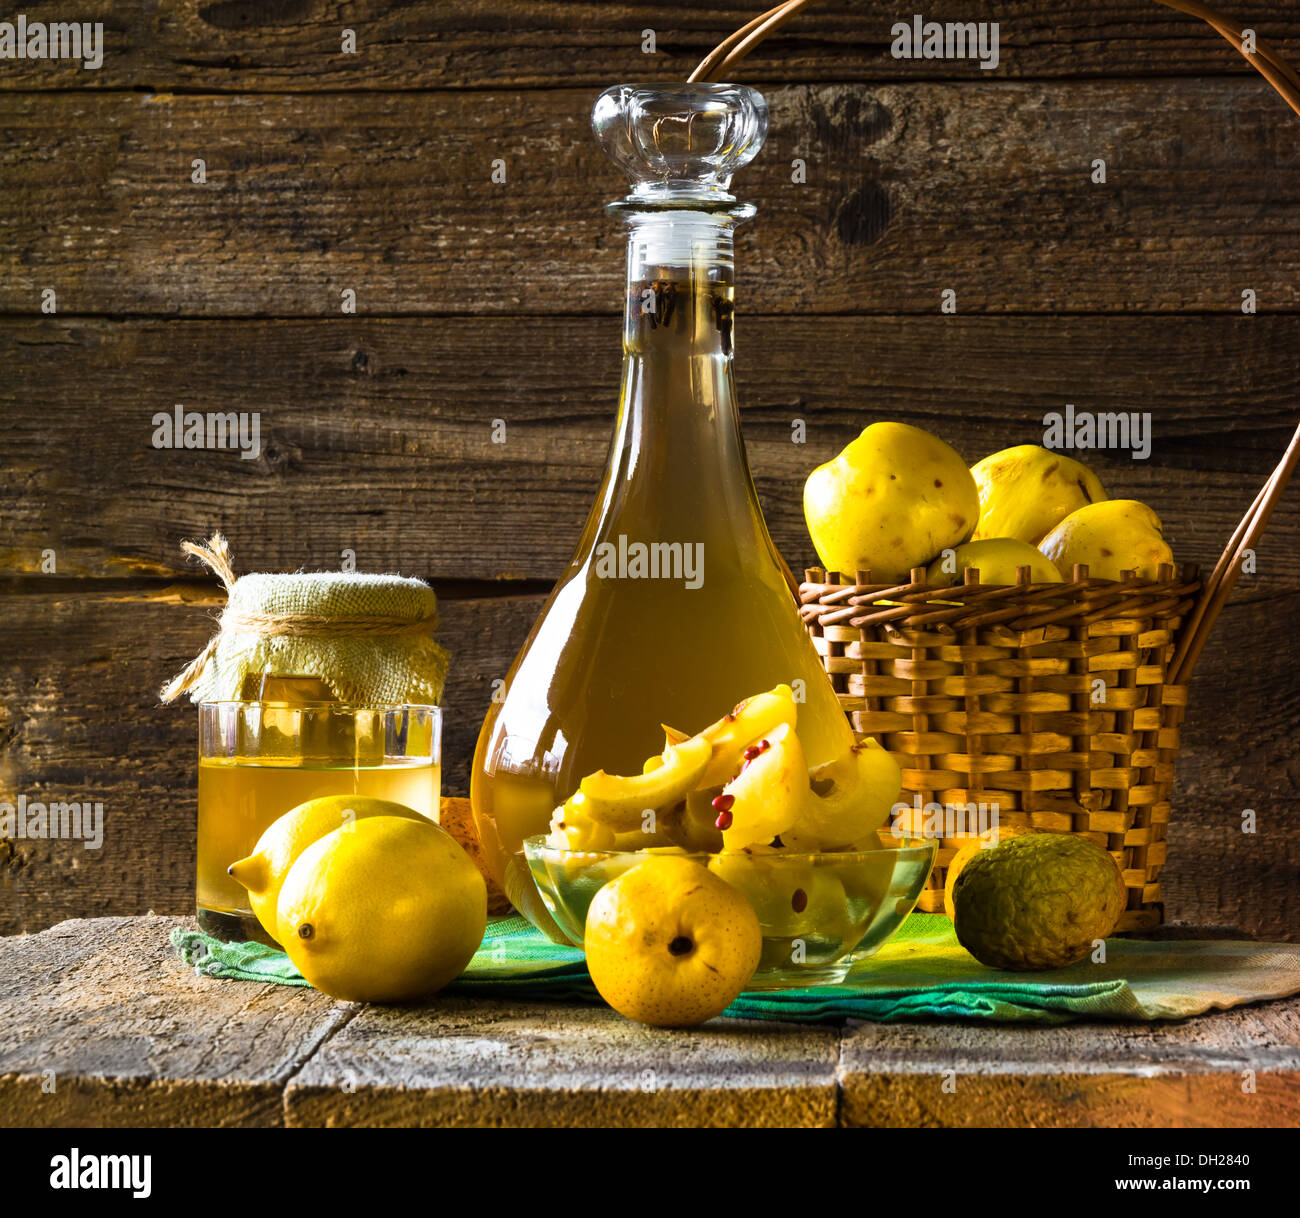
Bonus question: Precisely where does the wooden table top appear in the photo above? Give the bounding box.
[4,915,1297,1128]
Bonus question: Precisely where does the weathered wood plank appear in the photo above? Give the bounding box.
[2,82,1298,317]
[0,586,1296,936]
[839,1011,1300,1127]
[0,1,1296,90]
[286,994,839,1127]
[0,913,350,1127]
[2,315,1296,584]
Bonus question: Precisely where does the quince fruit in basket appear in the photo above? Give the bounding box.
[1039,499,1174,581]
[800,425,1175,587]
[803,421,979,584]
[925,537,1062,587]
[970,444,1107,544]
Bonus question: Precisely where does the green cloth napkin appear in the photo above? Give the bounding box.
[171,914,1300,1024]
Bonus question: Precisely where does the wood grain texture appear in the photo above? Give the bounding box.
[0,914,350,1126]
[3,916,1297,1129]
[0,584,1295,936]
[0,1,1296,90]
[1,315,1296,584]
[840,1013,1300,1127]
[2,81,1299,317]
[287,993,839,1127]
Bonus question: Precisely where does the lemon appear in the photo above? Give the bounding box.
[585,857,761,1027]
[951,833,1126,970]
[228,795,430,944]
[278,815,487,1003]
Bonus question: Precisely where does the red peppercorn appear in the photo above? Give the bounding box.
[792,888,808,913]
[711,793,735,813]
[715,809,733,830]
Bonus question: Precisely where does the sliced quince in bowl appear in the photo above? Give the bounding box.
[575,732,712,831]
[695,683,799,789]
[802,738,903,848]
[661,788,725,853]
[715,720,810,852]
[526,682,936,988]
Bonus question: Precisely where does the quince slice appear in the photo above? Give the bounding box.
[548,797,616,852]
[698,685,800,789]
[661,789,725,853]
[578,734,712,831]
[718,721,810,852]
[801,738,902,848]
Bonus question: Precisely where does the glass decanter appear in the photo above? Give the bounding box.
[470,83,853,923]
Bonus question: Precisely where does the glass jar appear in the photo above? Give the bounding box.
[197,701,441,942]
[470,83,853,926]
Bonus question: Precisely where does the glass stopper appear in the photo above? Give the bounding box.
[592,82,769,205]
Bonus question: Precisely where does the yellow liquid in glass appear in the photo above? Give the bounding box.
[196,757,440,920]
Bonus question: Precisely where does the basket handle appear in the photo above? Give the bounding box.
[691,2,1300,120]
[1168,419,1300,684]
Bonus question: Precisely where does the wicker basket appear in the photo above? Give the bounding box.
[800,561,1201,931]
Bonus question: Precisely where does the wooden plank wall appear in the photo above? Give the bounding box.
[2,2,1298,936]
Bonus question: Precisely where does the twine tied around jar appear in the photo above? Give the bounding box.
[159,533,449,707]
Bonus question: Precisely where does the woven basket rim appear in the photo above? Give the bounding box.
[800,563,1202,635]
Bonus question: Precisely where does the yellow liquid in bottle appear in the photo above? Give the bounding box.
[470,232,851,908]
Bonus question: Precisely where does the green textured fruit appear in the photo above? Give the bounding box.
[951,833,1125,970]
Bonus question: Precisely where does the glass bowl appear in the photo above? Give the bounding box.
[522,836,937,990]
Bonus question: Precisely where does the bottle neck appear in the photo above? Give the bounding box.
[581,209,770,552]
[622,211,736,359]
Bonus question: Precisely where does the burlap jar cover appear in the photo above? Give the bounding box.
[160,534,449,707]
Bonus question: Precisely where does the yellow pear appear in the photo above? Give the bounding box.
[970,445,1106,544]
[804,422,979,584]
[1038,499,1174,581]
[228,795,431,944]
[925,538,1063,587]
[584,857,761,1026]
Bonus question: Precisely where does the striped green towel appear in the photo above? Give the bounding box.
[170,914,1300,1024]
